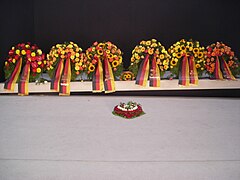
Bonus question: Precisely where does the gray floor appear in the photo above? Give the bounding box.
[0,96,240,179]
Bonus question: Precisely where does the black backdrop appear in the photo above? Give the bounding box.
[1,0,240,82]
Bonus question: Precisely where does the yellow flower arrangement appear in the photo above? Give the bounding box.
[168,39,205,77]
[85,41,123,79]
[120,71,135,81]
[46,42,86,80]
[129,39,171,77]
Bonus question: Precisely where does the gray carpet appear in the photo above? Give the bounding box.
[0,96,240,179]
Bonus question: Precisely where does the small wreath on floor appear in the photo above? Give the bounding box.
[112,101,145,119]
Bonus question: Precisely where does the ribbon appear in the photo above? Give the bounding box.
[214,56,223,80]
[18,62,31,96]
[188,56,198,85]
[92,58,104,92]
[149,54,160,87]
[4,58,23,91]
[92,53,116,93]
[59,58,71,96]
[219,56,236,80]
[136,54,150,87]
[50,59,64,91]
[178,55,190,86]
[104,56,115,93]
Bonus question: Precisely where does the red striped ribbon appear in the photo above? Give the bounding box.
[4,58,23,91]
[178,55,190,86]
[188,56,198,85]
[214,56,223,80]
[149,54,160,87]
[18,62,30,96]
[50,59,64,91]
[104,56,115,93]
[135,54,150,87]
[59,58,71,95]
[220,57,235,80]
[92,58,104,92]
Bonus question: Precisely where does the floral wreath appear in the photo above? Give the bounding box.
[85,41,123,79]
[129,39,171,78]
[112,101,145,119]
[47,41,86,81]
[4,42,46,82]
[204,42,240,78]
[168,39,205,78]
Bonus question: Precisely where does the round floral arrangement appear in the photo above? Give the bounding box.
[85,41,123,79]
[120,71,135,81]
[129,39,171,77]
[112,101,145,119]
[168,39,205,77]
[4,42,46,82]
[47,41,86,81]
[204,42,240,78]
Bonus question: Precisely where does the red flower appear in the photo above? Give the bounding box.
[31,61,38,68]
[32,45,37,50]
[207,47,212,52]
[26,50,31,55]
[9,50,14,55]
[14,55,19,60]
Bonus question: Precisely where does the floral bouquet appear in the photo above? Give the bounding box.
[128,39,171,87]
[85,41,123,93]
[47,42,86,95]
[112,101,145,119]
[204,42,239,80]
[120,71,135,81]
[168,39,205,86]
[4,42,46,95]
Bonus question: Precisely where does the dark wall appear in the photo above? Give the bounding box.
[1,0,240,82]
[0,0,34,82]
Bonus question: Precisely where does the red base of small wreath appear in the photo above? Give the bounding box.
[112,104,145,119]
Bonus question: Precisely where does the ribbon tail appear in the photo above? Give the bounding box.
[59,58,71,96]
[220,57,236,80]
[92,59,104,93]
[4,58,23,91]
[104,57,115,93]
[178,55,190,86]
[18,62,30,96]
[214,56,223,80]
[50,59,64,91]
[149,55,160,87]
[189,56,198,85]
[135,54,150,87]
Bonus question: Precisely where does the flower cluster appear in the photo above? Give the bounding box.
[47,42,86,80]
[204,42,240,76]
[4,42,46,82]
[129,39,171,77]
[112,101,145,119]
[85,41,123,78]
[168,39,205,77]
[120,71,135,81]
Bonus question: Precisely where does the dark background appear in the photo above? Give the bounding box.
[1,0,240,82]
